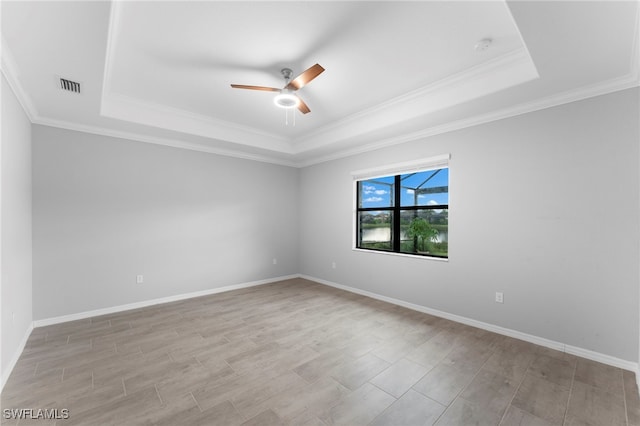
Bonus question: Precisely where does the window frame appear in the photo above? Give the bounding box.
[352,155,450,261]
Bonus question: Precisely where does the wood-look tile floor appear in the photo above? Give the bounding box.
[2,278,639,425]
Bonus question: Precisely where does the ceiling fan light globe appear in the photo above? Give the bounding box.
[274,93,300,109]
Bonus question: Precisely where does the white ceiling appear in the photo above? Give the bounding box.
[1,1,638,167]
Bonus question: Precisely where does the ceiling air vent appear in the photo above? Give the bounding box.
[59,77,81,94]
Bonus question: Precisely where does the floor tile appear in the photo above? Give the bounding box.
[61,382,126,418]
[154,399,243,426]
[317,382,395,425]
[461,370,519,417]
[293,351,349,383]
[191,373,260,412]
[499,405,552,426]
[231,370,308,419]
[442,339,494,374]
[269,376,350,422]
[223,342,282,374]
[623,370,640,426]
[293,415,327,426]
[573,358,623,396]
[370,357,430,398]
[406,332,455,368]
[564,380,626,426]
[62,386,162,426]
[330,352,390,390]
[370,389,446,426]
[511,374,569,425]
[535,347,577,366]
[482,346,535,383]
[435,397,502,426]
[412,363,475,406]
[372,335,424,363]
[527,354,574,389]
[241,409,286,426]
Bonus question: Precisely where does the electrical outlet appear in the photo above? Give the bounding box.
[272,258,277,265]
[136,275,144,284]
[12,312,15,323]
[495,292,504,303]
[331,262,337,269]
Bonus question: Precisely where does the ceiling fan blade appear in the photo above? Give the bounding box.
[286,63,325,91]
[230,84,281,92]
[297,96,311,114]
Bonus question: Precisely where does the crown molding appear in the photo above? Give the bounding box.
[100,0,120,104]
[32,116,298,168]
[630,3,640,83]
[297,71,640,168]
[99,47,538,159]
[100,92,295,153]
[304,48,531,142]
[1,37,38,121]
[296,2,640,161]
[8,65,639,172]
[293,47,539,155]
[1,34,298,168]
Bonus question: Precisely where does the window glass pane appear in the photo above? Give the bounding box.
[400,168,448,207]
[355,162,448,259]
[399,209,448,256]
[358,211,393,251]
[359,177,394,208]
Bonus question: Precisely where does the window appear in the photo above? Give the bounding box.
[353,156,449,259]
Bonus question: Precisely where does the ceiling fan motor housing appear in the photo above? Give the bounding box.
[281,68,293,82]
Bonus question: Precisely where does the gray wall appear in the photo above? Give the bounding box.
[299,88,640,363]
[32,126,299,320]
[1,74,33,383]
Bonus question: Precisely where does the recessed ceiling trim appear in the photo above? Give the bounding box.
[100,46,538,157]
[100,0,123,105]
[1,37,38,121]
[297,69,640,168]
[100,0,537,157]
[40,69,640,170]
[100,92,295,154]
[32,115,298,168]
[101,1,296,154]
[293,48,539,155]
[630,6,640,81]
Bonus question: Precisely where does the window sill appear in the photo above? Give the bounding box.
[352,248,449,262]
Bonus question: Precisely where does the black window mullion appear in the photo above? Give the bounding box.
[392,175,401,252]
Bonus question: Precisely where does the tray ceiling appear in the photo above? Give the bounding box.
[1,1,638,166]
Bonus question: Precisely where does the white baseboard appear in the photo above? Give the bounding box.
[33,275,298,328]
[1,322,34,392]
[300,274,639,374]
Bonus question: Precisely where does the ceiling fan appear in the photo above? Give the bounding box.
[230,63,325,114]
